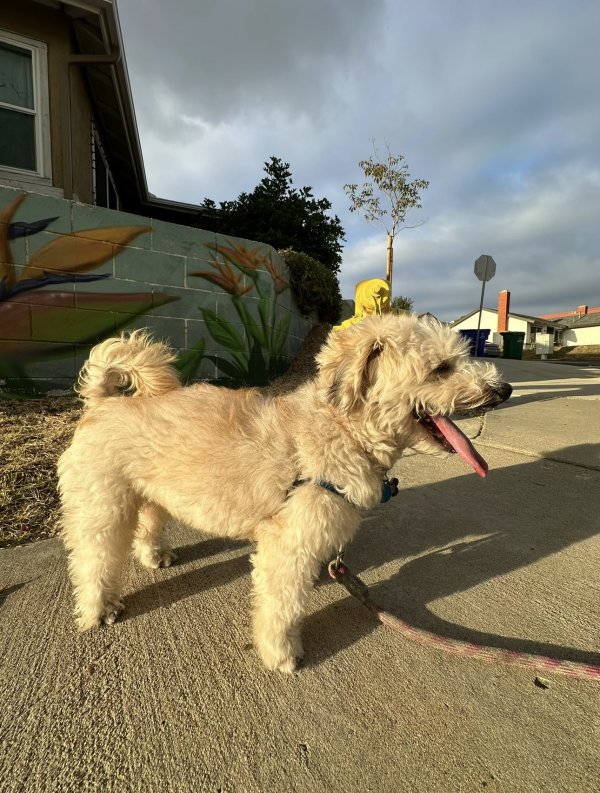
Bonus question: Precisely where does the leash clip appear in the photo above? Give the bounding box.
[328,546,345,574]
[328,558,373,607]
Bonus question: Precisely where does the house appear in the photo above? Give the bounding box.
[538,305,600,347]
[0,0,212,225]
[451,292,600,348]
[550,309,600,347]
[417,312,441,323]
[0,0,314,393]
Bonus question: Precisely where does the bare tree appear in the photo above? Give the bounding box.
[344,142,429,290]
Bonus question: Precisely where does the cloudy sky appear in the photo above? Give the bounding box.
[117,0,599,321]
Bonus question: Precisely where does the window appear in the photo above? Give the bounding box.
[91,120,119,209]
[0,30,50,179]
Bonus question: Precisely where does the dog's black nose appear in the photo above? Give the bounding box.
[497,382,512,402]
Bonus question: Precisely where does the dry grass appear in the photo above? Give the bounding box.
[0,325,332,549]
[0,396,82,548]
[552,345,600,360]
[522,345,600,362]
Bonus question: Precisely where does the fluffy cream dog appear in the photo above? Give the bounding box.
[58,314,511,672]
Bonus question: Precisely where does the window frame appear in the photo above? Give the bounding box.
[0,29,52,184]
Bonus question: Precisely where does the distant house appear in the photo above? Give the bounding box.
[539,305,600,321]
[552,309,600,347]
[451,292,600,348]
[0,0,211,225]
[417,312,441,323]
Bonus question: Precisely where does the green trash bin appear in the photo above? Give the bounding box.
[500,331,525,360]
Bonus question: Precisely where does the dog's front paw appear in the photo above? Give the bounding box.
[264,650,301,675]
[274,655,300,675]
[76,599,125,631]
[257,634,304,674]
[102,599,125,625]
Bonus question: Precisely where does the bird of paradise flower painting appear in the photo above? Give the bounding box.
[0,192,293,394]
[189,238,290,385]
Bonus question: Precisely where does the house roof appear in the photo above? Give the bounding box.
[451,307,565,330]
[417,312,444,323]
[558,313,600,329]
[45,0,213,224]
[539,306,600,320]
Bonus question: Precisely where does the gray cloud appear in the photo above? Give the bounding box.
[119,0,384,123]
[117,0,600,320]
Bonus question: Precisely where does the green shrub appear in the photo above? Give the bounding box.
[279,249,342,324]
[390,295,414,314]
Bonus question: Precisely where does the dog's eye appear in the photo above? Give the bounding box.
[433,362,453,377]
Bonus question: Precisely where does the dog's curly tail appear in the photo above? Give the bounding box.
[77,330,181,404]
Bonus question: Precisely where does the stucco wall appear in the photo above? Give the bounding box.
[0,186,316,392]
[561,326,600,346]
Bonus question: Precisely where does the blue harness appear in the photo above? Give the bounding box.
[292,477,399,503]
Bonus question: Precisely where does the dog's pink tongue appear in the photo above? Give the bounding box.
[430,415,489,477]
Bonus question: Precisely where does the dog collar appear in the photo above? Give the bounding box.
[291,477,398,503]
[294,479,344,497]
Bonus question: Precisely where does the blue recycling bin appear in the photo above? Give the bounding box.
[458,329,490,357]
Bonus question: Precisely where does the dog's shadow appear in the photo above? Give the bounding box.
[174,536,249,566]
[302,576,381,669]
[122,535,251,623]
[0,581,31,607]
[303,546,600,670]
[304,445,600,670]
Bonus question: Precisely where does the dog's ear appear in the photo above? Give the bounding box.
[317,327,384,413]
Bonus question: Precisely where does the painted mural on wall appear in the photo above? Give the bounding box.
[189,238,289,384]
[0,192,175,392]
[0,190,296,394]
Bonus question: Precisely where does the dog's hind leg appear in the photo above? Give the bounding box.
[60,477,139,630]
[132,502,177,569]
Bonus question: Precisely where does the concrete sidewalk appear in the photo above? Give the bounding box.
[1,361,599,792]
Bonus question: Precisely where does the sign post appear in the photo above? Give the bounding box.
[473,255,496,356]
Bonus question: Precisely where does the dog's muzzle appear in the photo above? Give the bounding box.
[481,381,513,408]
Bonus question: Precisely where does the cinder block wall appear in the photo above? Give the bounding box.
[0,186,316,391]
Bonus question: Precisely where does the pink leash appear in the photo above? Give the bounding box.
[328,561,600,682]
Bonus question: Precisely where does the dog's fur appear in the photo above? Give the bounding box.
[58,314,511,672]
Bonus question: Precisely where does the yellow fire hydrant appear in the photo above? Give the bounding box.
[333,278,391,331]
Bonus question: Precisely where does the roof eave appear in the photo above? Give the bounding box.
[45,0,212,222]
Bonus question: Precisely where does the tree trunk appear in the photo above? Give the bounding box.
[386,233,394,287]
